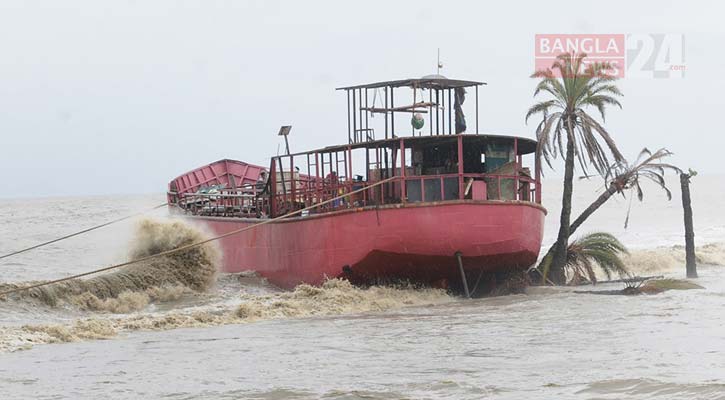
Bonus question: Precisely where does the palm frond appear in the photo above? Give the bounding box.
[565,232,629,284]
[525,100,557,123]
[535,112,563,170]
[528,52,624,177]
[608,147,681,200]
[576,112,624,163]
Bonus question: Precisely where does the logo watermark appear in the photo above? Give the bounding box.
[534,33,685,78]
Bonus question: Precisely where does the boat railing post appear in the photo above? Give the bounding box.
[364,89,369,142]
[514,139,519,201]
[270,159,277,217]
[390,87,395,138]
[457,135,464,199]
[442,89,447,135]
[400,138,406,203]
[290,155,296,208]
[347,145,353,202]
[429,88,433,136]
[352,89,357,143]
[448,89,452,135]
[421,177,425,202]
[435,89,440,135]
[384,87,389,139]
[314,152,320,205]
[534,153,541,204]
[320,152,325,206]
[358,89,363,143]
[475,85,479,134]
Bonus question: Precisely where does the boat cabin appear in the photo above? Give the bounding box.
[169,77,542,218]
[266,77,541,217]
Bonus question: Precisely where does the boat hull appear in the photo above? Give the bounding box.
[179,201,545,290]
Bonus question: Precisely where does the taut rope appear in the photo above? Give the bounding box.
[0,203,168,261]
[0,177,395,297]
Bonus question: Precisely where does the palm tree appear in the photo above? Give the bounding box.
[526,53,625,284]
[537,148,680,280]
[565,232,629,285]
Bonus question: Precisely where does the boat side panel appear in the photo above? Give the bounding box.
[184,203,544,289]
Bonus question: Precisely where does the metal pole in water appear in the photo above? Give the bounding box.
[455,251,470,298]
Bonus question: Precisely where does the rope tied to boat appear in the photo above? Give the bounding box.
[0,177,397,298]
[0,203,169,261]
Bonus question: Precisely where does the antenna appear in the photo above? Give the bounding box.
[437,48,443,75]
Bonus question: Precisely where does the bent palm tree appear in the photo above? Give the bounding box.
[566,232,629,285]
[537,147,681,279]
[579,147,681,233]
[526,52,625,284]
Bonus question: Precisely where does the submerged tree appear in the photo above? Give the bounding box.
[537,148,681,280]
[680,169,698,278]
[526,53,625,284]
[565,232,629,285]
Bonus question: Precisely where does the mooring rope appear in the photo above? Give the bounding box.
[0,203,169,261]
[0,177,396,297]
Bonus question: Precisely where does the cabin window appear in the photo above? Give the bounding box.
[484,142,514,173]
[405,141,459,202]
[412,148,423,176]
[422,143,457,175]
[484,142,517,200]
[462,142,485,173]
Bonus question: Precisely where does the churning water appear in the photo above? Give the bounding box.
[1,176,725,399]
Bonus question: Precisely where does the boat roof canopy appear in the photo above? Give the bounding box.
[336,77,485,91]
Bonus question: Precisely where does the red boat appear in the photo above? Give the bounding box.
[167,77,546,295]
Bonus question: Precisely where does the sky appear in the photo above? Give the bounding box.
[0,0,723,198]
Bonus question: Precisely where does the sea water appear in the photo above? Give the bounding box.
[1,176,724,399]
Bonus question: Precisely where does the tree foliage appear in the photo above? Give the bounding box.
[565,232,629,285]
[527,53,625,176]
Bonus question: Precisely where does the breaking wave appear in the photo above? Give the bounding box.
[624,242,725,274]
[0,218,451,352]
[235,278,449,320]
[0,278,451,352]
[0,219,219,312]
[580,378,725,398]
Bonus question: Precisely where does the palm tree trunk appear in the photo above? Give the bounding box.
[549,132,576,284]
[569,183,618,236]
[680,173,697,278]
[536,183,618,273]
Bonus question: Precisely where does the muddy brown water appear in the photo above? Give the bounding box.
[2,177,725,399]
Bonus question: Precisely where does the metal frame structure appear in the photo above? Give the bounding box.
[170,78,542,219]
[338,77,486,143]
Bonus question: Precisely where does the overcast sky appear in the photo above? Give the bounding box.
[0,0,722,198]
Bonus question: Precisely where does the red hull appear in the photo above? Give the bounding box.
[181,201,545,290]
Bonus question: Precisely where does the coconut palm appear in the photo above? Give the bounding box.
[537,148,681,280]
[526,52,625,284]
[579,147,681,232]
[565,232,629,285]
